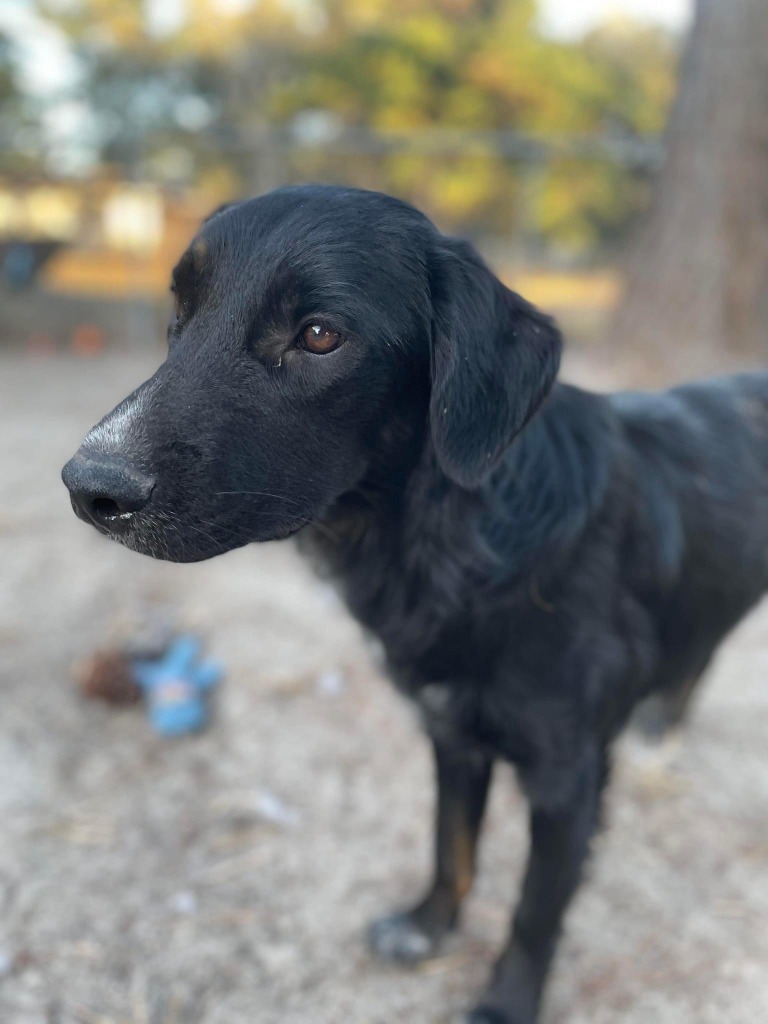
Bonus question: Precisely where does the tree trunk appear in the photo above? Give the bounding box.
[611,0,768,360]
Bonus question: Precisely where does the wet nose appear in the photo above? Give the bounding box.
[62,452,155,531]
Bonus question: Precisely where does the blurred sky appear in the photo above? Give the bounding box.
[540,0,691,37]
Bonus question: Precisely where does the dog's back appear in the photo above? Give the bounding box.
[612,372,768,699]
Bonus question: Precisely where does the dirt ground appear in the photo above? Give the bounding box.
[1,349,767,1024]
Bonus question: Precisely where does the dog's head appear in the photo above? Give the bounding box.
[62,185,561,561]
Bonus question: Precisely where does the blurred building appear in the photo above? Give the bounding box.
[0,177,207,299]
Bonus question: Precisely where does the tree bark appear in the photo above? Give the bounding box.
[611,0,768,359]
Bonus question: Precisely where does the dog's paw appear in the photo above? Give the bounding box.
[367,912,440,964]
[466,1009,508,1024]
[466,1007,532,1024]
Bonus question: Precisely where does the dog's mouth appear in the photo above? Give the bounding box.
[88,501,311,563]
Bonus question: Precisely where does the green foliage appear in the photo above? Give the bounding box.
[269,2,677,251]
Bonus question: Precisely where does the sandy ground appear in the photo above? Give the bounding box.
[1,349,767,1024]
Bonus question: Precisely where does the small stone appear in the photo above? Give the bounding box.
[317,668,345,697]
[170,890,198,915]
[255,790,300,828]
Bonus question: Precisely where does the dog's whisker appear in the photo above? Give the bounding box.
[213,490,304,506]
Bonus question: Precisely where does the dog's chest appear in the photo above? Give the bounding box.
[412,680,473,744]
[387,658,492,750]
[394,671,534,768]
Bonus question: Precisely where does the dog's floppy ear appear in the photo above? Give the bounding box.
[428,236,562,489]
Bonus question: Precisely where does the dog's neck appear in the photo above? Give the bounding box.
[303,381,615,669]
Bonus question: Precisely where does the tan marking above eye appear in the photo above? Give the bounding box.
[301,323,344,354]
[192,236,208,271]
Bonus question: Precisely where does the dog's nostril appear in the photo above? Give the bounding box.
[91,496,123,520]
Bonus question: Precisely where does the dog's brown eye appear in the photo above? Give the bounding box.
[301,323,343,354]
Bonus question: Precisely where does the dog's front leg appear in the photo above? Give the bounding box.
[369,739,493,963]
[468,746,608,1024]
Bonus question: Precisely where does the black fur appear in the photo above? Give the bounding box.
[62,185,768,1024]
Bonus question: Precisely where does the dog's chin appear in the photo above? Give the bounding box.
[105,514,309,563]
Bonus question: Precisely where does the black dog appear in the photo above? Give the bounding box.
[62,185,768,1024]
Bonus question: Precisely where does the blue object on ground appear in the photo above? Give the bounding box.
[133,634,223,736]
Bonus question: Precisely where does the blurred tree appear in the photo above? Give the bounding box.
[0,30,43,175]
[612,0,768,355]
[17,0,677,256]
[0,31,19,149]
[270,1,676,247]
[40,0,300,190]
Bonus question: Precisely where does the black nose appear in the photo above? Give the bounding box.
[62,452,155,532]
